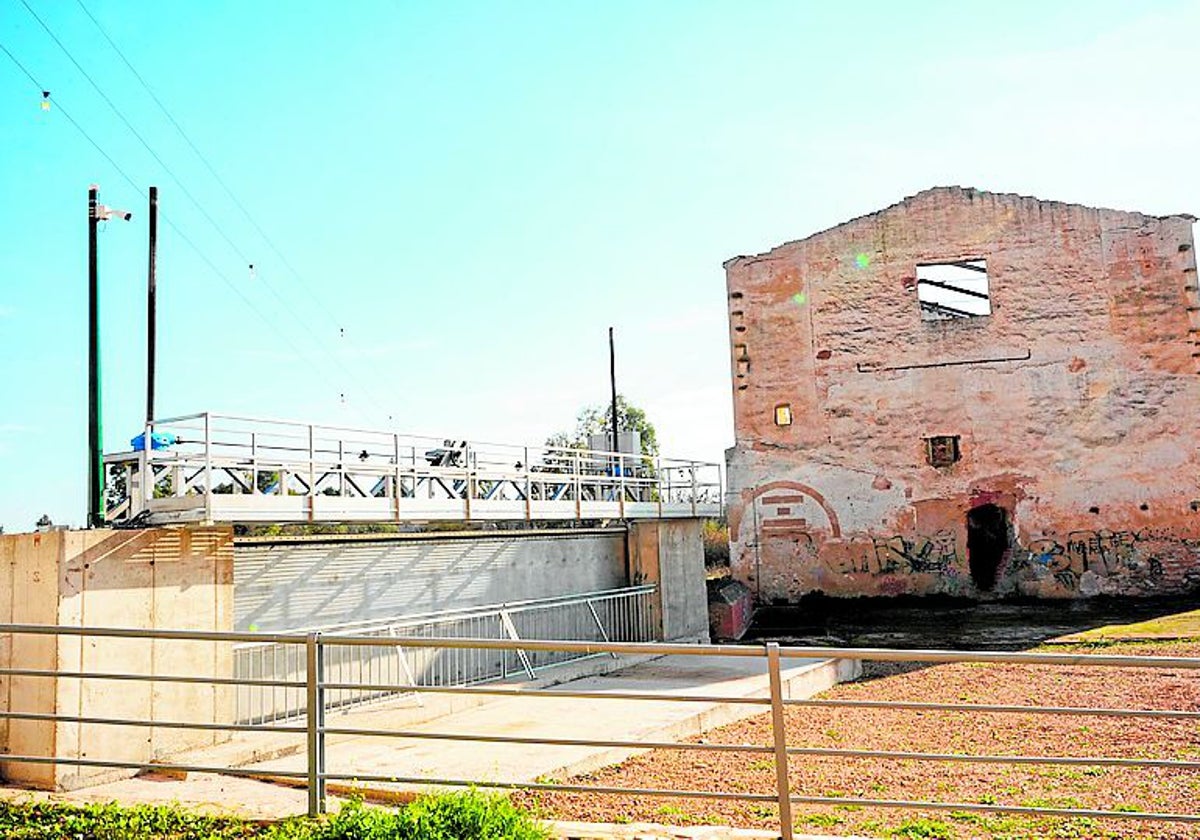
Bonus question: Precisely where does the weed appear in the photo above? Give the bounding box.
[1020,796,1084,809]
[888,818,955,839]
[797,812,844,828]
[0,791,551,840]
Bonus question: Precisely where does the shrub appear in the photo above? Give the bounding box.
[0,790,550,840]
[701,518,729,569]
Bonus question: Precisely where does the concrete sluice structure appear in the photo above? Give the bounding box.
[724,187,1200,605]
[0,519,710,790]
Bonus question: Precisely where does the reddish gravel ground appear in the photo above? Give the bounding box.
[518,641,1200,840]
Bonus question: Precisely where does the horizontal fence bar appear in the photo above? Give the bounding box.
[0,667,304,689]
[787,794,1200,824]
[783,746,1200,769]
[318,727,774,754]
[0,710,306,734]
[313,774,1200,823]
[0,754,309,780]
[0,624,300,644]
[308,725,1200,770]
[317,635,1200,669]
[318,772,778,803]
[784,697,1200,720]
[2,624,1195,669]
[318,681,773,705]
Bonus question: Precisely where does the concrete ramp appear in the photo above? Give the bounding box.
[244,653,859,790]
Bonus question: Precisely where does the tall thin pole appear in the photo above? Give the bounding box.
[87,185,103,528]
[146,186,158,424]
[608,327,618,454]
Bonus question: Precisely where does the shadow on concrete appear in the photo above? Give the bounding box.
[744,592,1200,681]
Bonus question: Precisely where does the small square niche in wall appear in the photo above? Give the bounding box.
[925,435,960,467]
[917,259,990,320]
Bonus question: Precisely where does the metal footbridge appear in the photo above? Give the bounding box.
[103,412,722,526]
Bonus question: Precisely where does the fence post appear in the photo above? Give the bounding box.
[306,632,327,816]
[766,642,794,840]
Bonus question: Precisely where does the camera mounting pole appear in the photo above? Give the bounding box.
[86,185,133,528]
[87,184,102,528]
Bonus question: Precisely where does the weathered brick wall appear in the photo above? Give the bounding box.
[725,187,1200,601]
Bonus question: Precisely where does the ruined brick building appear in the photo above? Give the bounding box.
[724,187,1200,602]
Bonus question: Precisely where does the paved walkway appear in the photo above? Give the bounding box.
[247,654,852,789]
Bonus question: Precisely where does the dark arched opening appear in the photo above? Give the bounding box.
[966,503,1008,590]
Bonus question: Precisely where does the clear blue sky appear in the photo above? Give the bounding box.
[1,0,1197,530]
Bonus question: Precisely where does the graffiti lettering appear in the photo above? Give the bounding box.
[816,531,960,577]
[1015,529,1170,591]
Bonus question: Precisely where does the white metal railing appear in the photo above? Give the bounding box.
[0,625,1197,837]
[233,585,657,724]
[103,412,722,525]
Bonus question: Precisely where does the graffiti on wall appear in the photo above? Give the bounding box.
[736,483,1199,599]
[1019,529,1167,590]
[817,531,960,577]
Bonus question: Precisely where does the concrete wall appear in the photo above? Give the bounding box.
[234,529,629,631]
[0,527,234,790]
[725,187,1200,602]
[629,519,709,642]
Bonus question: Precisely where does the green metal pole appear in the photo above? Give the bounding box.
[88,185,103,528]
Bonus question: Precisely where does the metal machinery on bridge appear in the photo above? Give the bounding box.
[103,413,722,526]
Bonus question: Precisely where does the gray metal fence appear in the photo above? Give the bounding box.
[0,625,1197,839]
[234,585,657,724]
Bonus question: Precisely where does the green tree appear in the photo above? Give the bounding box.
[546,395,659,458]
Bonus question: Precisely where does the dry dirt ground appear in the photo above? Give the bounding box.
[518,638,1200,840]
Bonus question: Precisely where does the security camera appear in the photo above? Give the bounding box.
[95,204,133,222]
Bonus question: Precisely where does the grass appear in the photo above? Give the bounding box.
[887,818,955,839]
[0,790,550,840]
[1051,608,1200,643]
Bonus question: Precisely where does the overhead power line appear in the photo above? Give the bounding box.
[12,0,402,424]
[0,38,376,427]
[69,0,400,421]
[72,0,350,338]
[19,0,251,265]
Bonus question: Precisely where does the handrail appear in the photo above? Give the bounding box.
[1,624,1198,669]
[0,624,1195,833]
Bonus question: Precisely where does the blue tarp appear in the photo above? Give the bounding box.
[131,432,178,451]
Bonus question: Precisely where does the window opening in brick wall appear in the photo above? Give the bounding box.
[925,435,960,468]
[917,259,990,320]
